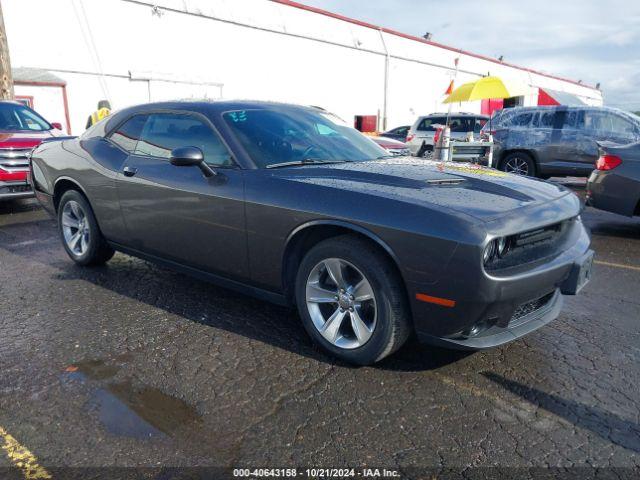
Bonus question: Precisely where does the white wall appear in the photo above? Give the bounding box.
[2,0,603,134]
[14,84,69,134]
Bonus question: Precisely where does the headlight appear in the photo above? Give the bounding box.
[483,237,509,265]
[483,241,497,264]
[496,237,508,257]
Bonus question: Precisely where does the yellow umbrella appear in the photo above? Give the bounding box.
[443,76,530,103]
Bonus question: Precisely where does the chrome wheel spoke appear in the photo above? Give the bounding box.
[62,212,79,229]
[321,308,347,343]
[307,282,337,304]
[352,279,374,302]
[80,232,89,253]
[70,231,82,252]
[324,258,346,289]
[350,308,373,344]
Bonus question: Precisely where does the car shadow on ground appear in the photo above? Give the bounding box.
[483,372,640,454]
[0,213,468,372]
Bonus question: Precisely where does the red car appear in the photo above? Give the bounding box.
[0,101,63,201]
[371,136,411,157]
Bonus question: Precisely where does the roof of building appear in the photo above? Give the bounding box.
[12,67,67,86]
[271,0,598,91]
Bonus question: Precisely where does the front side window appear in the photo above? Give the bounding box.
[109,114,148,153]
[223,108,387,168]
[608,114,636,137]
[135,113,232,166]
[417,117,447,131]
[449,117,474,133]
[0,102,51,132]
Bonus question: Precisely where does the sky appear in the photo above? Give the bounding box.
[300,0,640,112]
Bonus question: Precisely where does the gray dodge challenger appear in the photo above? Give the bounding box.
[30,101,594,365]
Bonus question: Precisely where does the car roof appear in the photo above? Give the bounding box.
[103,99,323,132]
[417,112,489,119]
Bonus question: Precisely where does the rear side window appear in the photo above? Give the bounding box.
[534,111,557,128]
[135,113,232,166]
[564,110,584,129]
[509,112,534,128]
[417,117,446,131]
[109,114,148,153]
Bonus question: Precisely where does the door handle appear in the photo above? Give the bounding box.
[123,166,138,177]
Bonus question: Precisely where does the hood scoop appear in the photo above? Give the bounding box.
[426,178,465,186]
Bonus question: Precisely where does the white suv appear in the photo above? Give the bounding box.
[406,112,489,157]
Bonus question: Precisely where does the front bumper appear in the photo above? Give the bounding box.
[410,220,593,350]
[0,179,33,201]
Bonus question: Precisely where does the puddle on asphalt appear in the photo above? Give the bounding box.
[64,358,201,440]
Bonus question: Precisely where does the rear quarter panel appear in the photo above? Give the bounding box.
[30,137,128,242]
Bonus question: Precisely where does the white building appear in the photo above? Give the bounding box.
[3,0,603,135]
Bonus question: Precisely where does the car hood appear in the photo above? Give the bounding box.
[0,130,56,149]
[272,158,574,222]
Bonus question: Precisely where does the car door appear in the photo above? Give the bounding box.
[115,111,249,280]
[529,108,574,175]
[570,109,614,174]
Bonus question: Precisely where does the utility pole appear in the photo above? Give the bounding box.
[0,1,14,100]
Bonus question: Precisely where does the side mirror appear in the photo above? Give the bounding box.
[51,122,63,131]
[170,146,216,177]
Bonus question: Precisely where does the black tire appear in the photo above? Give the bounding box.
[57,190,115,266]
[295,235,411,365]
[417,143,433,158]
[500,152,537,177]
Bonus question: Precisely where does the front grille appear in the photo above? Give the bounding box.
[513,222,564,248]
[510,291,555,325]
[0,149,32,170]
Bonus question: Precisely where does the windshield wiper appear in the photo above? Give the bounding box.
[266,159,347,169]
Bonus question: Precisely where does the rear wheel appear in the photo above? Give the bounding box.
[58,190,114,266]
[417,143,434,158]
[500,152,536,177]
[295,236,411,365]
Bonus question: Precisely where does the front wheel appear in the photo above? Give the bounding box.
[295,236,411,365]
[58,190,115,266]
[500,152,536,177]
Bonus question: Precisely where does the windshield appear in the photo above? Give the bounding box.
[0,103,51,132]
[222,107,388,168]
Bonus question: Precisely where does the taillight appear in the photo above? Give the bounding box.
[406,134,415,142]
[596,154,622,171]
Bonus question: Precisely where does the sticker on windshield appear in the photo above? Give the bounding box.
[227,111,248,123]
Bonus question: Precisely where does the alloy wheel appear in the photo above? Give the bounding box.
[61,200,90,256]
[503,157,530,176]
[305,258,377,349]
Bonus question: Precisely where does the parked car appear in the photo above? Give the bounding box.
[31,101,593,365]
[406,112,488,157]
[0,100,63,201]
[586,142,640,217]
[371,136,410,156]
[483,106,640,178]
[379,125,410,142]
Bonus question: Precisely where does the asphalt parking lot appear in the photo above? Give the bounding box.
[0,184,639,479]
